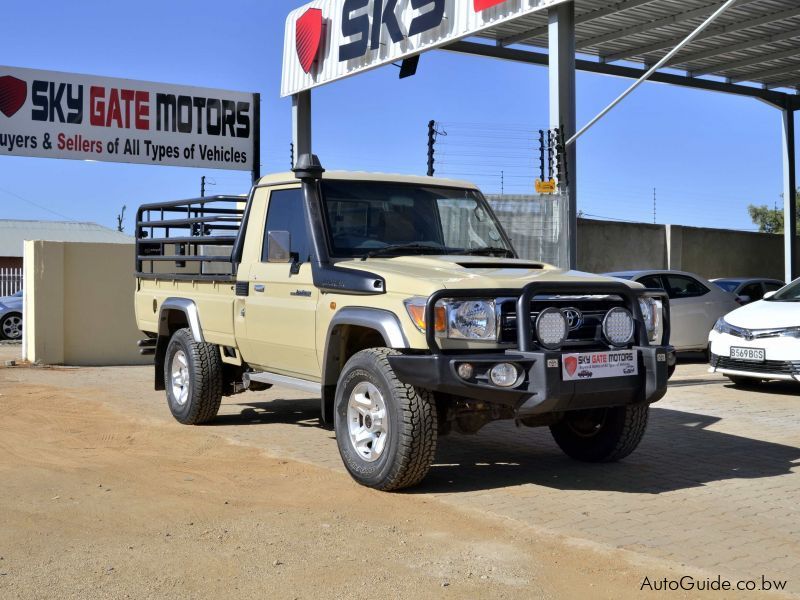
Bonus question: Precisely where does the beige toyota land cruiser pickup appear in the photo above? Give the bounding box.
[135,154,673,491]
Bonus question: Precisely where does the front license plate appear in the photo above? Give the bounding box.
[730,346,765,362]
[562,350,638,381]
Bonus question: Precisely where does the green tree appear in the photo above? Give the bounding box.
[748,189,800,234]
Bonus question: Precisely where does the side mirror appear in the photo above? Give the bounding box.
[267,231,291,263]
[763,291,776,300]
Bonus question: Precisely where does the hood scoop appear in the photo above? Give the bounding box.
[456,262,543,270]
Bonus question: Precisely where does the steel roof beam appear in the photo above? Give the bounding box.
[578,0,760,52]
[766,78,800,90]
[443,40,792,106]
[499,0,656,47]
[690,46,800,77]
[601,5,800,63]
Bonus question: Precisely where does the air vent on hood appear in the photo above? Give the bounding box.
[457,262,543,269]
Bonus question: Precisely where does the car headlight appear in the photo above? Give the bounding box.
[404,297,498,340]
[603,307,635,346]
[638,297,664,344]
[713,317,732,335]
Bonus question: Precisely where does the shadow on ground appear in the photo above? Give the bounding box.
[211,398,800,495]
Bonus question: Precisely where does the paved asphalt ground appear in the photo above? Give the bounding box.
[2,344,798,593]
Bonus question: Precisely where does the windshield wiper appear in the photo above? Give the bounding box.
[451,246,515,258]
[361,243,446,261]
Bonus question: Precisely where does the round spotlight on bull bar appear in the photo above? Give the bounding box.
[602,307,635,347]
[535,307,568,350]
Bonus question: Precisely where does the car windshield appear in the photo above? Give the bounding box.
[712,280,740,293]
[766,280,797,301]
[321,181,513,259]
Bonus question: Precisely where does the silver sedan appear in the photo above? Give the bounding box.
[0,290,23,341]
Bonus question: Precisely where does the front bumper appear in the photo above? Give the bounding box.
[387,346,671,418]
[708,330,800,381]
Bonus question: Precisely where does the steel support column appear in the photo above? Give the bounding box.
[548,2,577,270]
[292,91,312,167]
[782,106,797,282]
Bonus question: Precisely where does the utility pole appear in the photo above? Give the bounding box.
[290,142,295,170]
[501,170,504,196]
[427,120,436,176]
[201,176,206,198]
[653,187,656,224]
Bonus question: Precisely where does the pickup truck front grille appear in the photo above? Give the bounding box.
[499,297,629,348]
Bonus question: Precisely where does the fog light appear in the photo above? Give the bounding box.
[536,307,568,349]
[457,363,474,379]
[490,363,518,387]
[603,307,635,346]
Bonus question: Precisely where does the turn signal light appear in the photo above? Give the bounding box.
[405,302,446,333]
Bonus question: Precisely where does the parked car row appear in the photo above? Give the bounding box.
[605,269,798,387]
[0,289,23,341]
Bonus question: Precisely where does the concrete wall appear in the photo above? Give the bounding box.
[23,241,149,366]
[577,219,666,273]
[575,219,792,280]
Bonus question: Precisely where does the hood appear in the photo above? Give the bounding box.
[336,255,642,296]
[725,299,800,329]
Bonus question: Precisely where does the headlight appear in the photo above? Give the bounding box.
[404,297,498,340]
[713,317,732,335]
[638,297,664,344]
[535,307,567,349]
[603,307,635,346]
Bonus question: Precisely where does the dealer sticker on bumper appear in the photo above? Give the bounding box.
[562,350,638,381]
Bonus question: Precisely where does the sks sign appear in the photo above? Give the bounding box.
[281,0,569,97]
[0,66,256,171]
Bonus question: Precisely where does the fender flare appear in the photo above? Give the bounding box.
[319,307,409,424]
[158,297,204,343]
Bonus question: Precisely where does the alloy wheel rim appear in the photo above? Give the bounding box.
[170,350,190,406]
[2,316,22,339]
[346,381,389,462]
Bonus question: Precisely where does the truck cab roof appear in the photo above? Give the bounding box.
[255,170,479,189]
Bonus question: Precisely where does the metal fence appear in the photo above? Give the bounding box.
[486,194,569,269]
[0,268,23,296]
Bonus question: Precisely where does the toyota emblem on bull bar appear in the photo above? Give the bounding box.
[562,308,583,331]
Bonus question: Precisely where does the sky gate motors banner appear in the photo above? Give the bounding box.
[0,66,256,171]
[281,0,570,97]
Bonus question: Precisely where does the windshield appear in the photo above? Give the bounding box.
[321,181,514,259]
[767,280,796,301]
[713,280,740,293]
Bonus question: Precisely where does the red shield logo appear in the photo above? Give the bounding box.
[564,356,578,377]
[296,8,323,74]
[474,0,508,11]
[0,75,27,118]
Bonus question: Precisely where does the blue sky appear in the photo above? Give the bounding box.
[0,0,796,232]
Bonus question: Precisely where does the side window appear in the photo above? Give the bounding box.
[261,189,312,263]
[739,283,763,301]
[664,275,709,299]
[765,282,783,293]
[637,275,665,290]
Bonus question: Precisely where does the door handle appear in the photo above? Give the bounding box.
[254,284,265,293]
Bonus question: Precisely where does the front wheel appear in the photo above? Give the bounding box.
[550,404,648,462]
[334,348,437,491]
[164,328,223,425]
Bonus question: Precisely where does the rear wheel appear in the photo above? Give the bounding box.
[164,328,223,424]
[550,404,648,462]
[334,348,437,491]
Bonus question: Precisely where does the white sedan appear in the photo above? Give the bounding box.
[709,280,800,385]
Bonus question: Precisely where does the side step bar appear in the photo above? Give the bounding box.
[244,371,322,395]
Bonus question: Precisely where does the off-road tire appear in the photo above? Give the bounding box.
[726,375,761,387]
[550,403,648,462]
[164,328,223,425]
[334,348,437,491]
